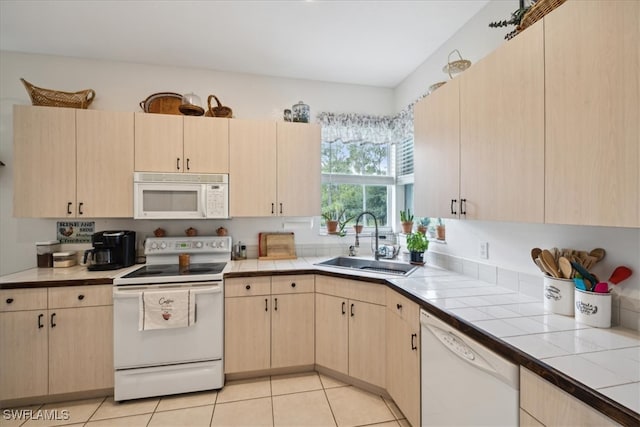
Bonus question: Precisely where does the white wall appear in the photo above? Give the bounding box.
[0,50,393,275]
[394,0,640,328]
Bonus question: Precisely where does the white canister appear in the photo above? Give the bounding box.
[543,276,575,316]
[574,289,612,328]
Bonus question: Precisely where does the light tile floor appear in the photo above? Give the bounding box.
[1,372,410,427]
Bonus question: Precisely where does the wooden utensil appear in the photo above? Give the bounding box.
[531,248,545,273]
[541,250,560,278]
[558,257,573,279]
[589,247,606,262]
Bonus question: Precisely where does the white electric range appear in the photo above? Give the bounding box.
[112,236,231,401]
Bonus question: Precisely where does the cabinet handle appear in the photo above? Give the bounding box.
[350,303,355,317]
[450,199,457,215]
[50,313,56,328]
[341,301,346,315]
[461,198,467,216]
[411,333,417,350]
[274,297,278,311]
[396,303,402,310]
[78,294,85,301]
[245,284,251,290]
[176,158,181,170]
[265,298,268,312]
[279,203,283,214]
[291,282,296,288]
[6,298,13,304]
[186,158,191,170]
[78,202,84,215]
[38,313,44,329]
[271,203,275,214]
[67,202,72,215]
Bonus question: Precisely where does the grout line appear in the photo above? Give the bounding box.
[320,379,339,427]
[269,375,275,427]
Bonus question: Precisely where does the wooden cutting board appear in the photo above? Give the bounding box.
[259,232,296,260]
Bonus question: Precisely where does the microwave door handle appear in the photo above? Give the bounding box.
[201,186,208,218]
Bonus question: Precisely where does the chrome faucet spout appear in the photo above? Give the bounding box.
[354,211,380,260]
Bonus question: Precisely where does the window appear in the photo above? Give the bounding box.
[321,140,393,228]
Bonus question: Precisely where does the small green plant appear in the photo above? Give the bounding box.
[322,209,354,237]
[406,232,429,253]
[400,209,414,223]
[419,217,431,227]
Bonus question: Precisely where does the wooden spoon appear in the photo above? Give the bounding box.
[531,248,546,273]
[589,248,606,262]
[541,250,560,278]
[558,257,573,280]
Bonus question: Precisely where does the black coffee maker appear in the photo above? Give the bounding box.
[84,230,136,271]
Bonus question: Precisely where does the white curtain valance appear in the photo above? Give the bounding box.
[316,96,425,145]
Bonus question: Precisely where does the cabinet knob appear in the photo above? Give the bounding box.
[396,303,402,310]
[6,298,13,304]
[450,199,457,215]
[411,333,417,350]
[291,282,296,288]
[460,198,467,216]
[78,202,84,215]
[186,158,191,171]
[245,284,251,290]
[78,294,85,300]
[38,313,44,329]
[67,202,73,215]
[176,157,181,170]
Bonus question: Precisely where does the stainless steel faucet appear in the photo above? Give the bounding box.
[353,211,380,260]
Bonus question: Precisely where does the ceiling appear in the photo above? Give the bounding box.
[0,0,489,88]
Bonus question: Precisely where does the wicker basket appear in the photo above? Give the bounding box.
[205,94,233,118]
[21,78,95,109]
[518,0,567,32]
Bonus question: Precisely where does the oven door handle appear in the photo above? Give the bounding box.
[113,284,222,299]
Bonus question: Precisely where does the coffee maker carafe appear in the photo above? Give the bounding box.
[84,230,136,271]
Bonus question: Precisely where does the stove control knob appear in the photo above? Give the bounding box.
[160,242,167,249]
[195,241,203,248]
[151,242,158,250]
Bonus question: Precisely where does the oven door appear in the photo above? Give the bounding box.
[113,282,222,369]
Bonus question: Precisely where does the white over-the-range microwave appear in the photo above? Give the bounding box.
[133,172,229,219]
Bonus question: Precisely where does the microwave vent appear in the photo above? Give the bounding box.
[134,172,228,184]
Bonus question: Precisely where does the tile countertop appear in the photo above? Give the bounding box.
[1,257,639,424]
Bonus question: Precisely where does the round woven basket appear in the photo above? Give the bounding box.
[207,95,233,118]
[21,78,95,109]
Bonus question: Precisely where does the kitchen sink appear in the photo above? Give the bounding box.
[315,257,418,276]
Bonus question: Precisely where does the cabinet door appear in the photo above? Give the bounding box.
[229,119,277,216]
[459,20,544,223]
[13,105,76,218]
[271,293,315,368]
[183,116,229,173]
[224,296,271,374]
[386,310,420,427]
[315,293,348,375]
[349,300,386,388]
[545,0,639,227]
[414,79,460,219]
[0,311,48,400]
[76,110,134,217]
[134,113,183,172]
[276,122,321,216]
[48,306,113,394]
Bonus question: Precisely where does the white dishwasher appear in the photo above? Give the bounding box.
[420,310,519,426]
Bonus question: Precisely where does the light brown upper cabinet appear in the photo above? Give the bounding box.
[134,113,229,174]
[229,120,320,217]
[413,20,544,223]
[459,19,545,223]
[414,79,460,219]
[13,106,134,218]
[544,0,639,227]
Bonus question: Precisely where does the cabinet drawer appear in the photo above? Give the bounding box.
[386,287,420,328]
[0,288,47,312]
[48,285,113,308]
[316,276,385,305]
[225,277,271,297]
[271,275,314,294]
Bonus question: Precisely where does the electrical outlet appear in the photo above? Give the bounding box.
[479,241,489,259]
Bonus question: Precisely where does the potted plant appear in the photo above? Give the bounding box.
[322,209,354,237]
[435,218,446,240]
[322,211,339,234]
[417,217,430,235]
[400,209,414,234]
[406,232,429,265]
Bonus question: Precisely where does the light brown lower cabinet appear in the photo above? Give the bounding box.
[315,276,386,389]
[224,275,315,375]
[520,367,620,426]
[0,285,113,402]
[386,289,420,427]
